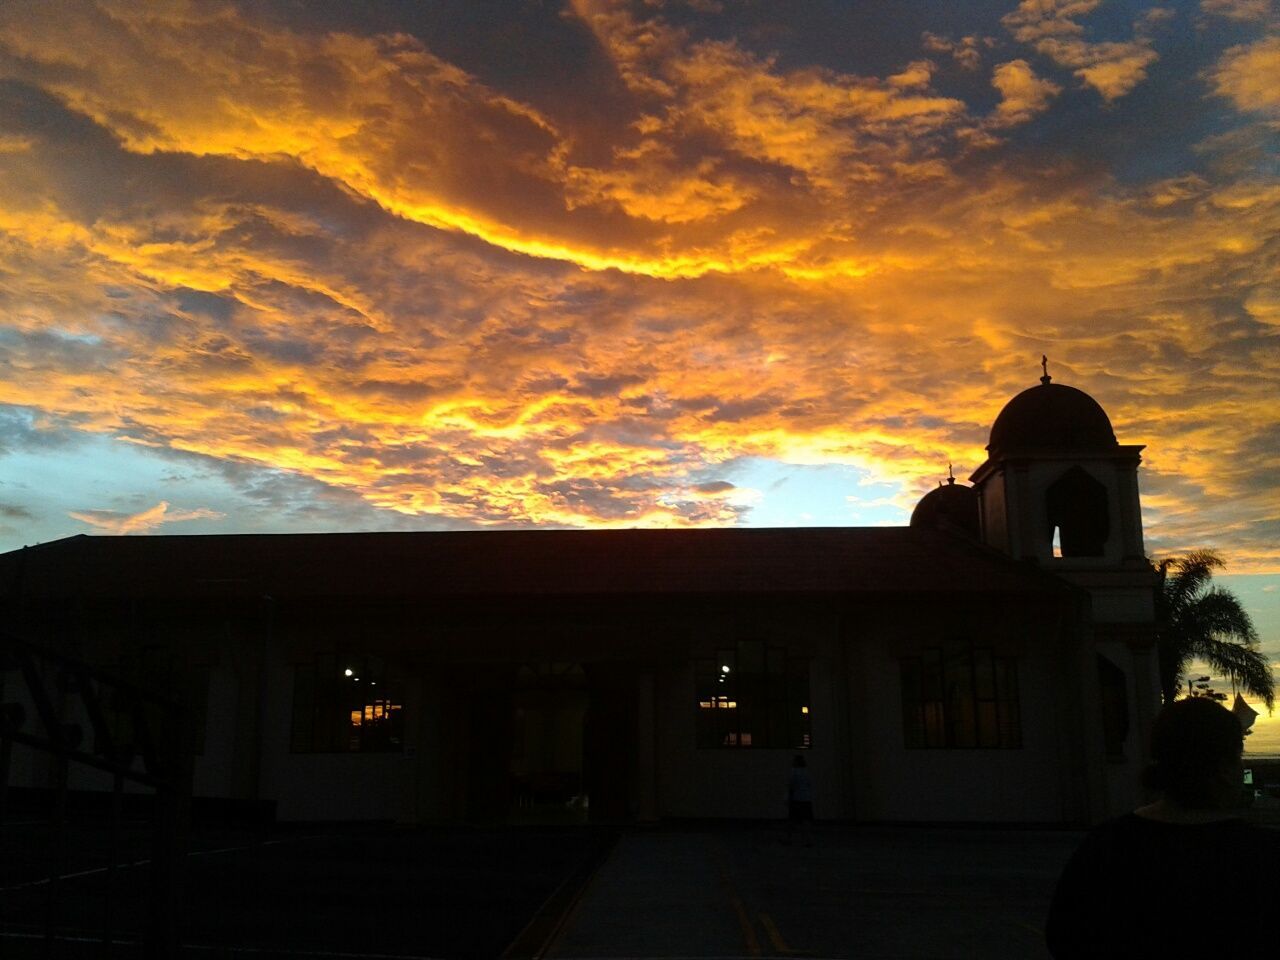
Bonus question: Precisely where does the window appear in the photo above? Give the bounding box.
[1045,466,1109,557]
[290,652,404,753]
[696,640,810,749]
[901,641,1020,748]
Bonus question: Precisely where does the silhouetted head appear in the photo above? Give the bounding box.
[793,754,806,768]
[1143,698,1244,809]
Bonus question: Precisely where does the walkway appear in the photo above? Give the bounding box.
[547,824,1081,960]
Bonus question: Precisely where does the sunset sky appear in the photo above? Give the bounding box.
[0,1,1276,743]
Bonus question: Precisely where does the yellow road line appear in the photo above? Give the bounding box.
[729,893,762,957]
[708,839,762,957]
[759,913,793,954]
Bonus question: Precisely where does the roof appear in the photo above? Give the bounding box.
[988,381,1117,455]
[910,482,980,538]
[0,528,1074,602]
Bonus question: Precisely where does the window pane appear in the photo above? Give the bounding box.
[976,700,999,748]
[996,658,1021,748]
[974,650,995,700]
[943,644,976,748]
[738,640,764,674]
[904,646,1021,750]
[923,701,945,747]
[695,642,808,749]
[921,649,943,701]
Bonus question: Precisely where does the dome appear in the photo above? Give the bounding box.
[910,479,979,538]
[988,380,1116,455]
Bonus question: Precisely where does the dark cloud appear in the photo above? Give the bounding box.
[693,480,734,494]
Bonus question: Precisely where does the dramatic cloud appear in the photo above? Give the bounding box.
[990,59,1063,125]
[1210,35,1280,116]
[0,0,1275,574]
[1200,0,1275,22]
[69,500,224,535]
[1001,0,1161,100]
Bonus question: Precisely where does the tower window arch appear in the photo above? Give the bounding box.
[1045,466,1109,557]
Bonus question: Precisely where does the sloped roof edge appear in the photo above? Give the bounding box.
[0,527,1075,601]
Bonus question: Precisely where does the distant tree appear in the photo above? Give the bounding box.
[1155,550,1274,711]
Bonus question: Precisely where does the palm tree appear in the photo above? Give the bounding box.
[1154,550,1274,711]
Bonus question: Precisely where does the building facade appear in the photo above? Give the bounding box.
[0,374,1161,824]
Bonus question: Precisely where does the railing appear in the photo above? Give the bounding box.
[0,631,191,957]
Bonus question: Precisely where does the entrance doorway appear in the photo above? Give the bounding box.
[510,663,588,822]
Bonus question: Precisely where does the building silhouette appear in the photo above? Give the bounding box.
[0,370,1160,823]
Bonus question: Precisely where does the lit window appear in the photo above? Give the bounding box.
[696,641,810,749]
[290,652,404,753]
[900,642,1020,749]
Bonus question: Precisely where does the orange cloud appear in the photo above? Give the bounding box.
[0,1,1275,570]
[1209,35,1280,116]
[1200,0,1274,22]
[68,501,224,534]
[991,59,1062,125]
[1002,0,1160,100]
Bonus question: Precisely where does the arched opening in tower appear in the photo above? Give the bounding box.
[1045,466,1109,557]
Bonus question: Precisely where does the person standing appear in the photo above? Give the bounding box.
[1045,697,1276,956]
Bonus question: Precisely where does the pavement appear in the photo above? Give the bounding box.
[545,824,1084,960]
[1,821,602,958]
[1,816,1086,959]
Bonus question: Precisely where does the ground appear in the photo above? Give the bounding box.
[1,815,1108,959]
[0,818,604,958]
[549,824,1082,960]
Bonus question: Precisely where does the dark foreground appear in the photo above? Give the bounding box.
[3,818,1123,959]
[1,819,608,958]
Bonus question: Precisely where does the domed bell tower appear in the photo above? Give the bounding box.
[971,359,1160,812]
[970,358,1148,581]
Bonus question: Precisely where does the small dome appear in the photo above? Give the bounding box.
[910,480,979,538]
[988,381,1116,455]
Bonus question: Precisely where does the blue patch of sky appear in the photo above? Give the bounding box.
[0,429,430,551]
[0,326,103,348]
[720,457,907,527]
[0,433,225,548]
[1210,573,1280,668]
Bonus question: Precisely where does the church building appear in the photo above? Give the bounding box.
[0,370,1161,824]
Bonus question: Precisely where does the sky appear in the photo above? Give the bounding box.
[0,1,1276,742]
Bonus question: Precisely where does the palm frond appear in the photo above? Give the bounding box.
[1191,641,1275,711]
[1191,587,1259,644]
[1157,550,1224,618]
[1153,549,1273,712]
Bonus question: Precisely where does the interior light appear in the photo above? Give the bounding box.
[801,706,810,714]
[344,668,353,677]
